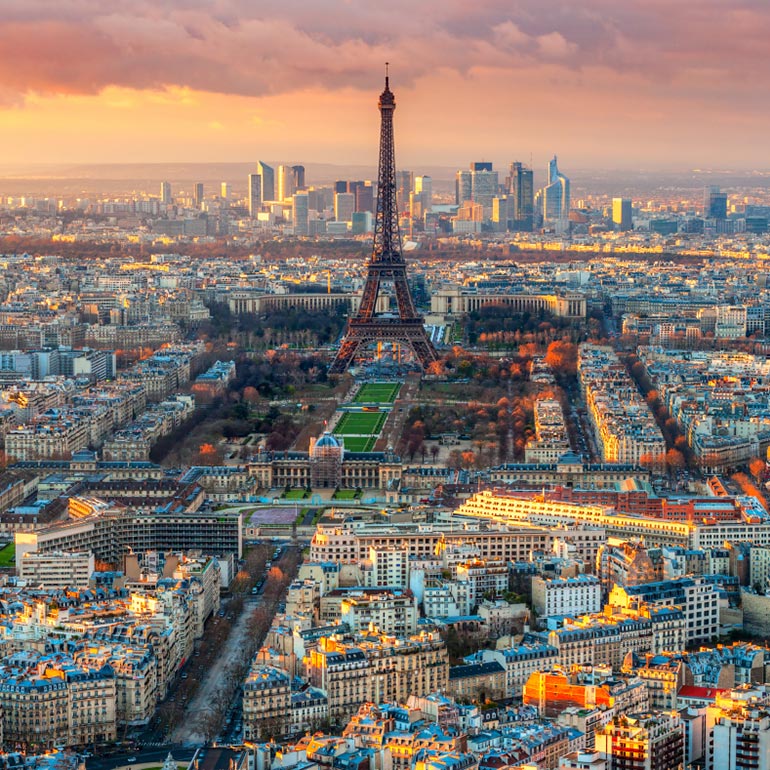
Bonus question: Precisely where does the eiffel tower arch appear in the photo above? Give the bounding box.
[329,68,438,375]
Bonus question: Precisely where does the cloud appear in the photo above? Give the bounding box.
[0,0,768,108]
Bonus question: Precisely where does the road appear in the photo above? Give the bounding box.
[87,749,197,770]
[171,595,262,746]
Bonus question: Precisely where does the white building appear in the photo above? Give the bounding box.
[709,686,770,770]
[18,550,95,589]
[532,575,602,619]
[609,576,720,645]
[362,545,410,589]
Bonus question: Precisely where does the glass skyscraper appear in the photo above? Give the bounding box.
[541,155,570,222]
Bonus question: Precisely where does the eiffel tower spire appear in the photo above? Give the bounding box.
[329,67,438,375]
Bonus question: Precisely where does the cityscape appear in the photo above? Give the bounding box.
[4,4,770,770]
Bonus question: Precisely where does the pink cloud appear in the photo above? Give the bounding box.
[0,0,767,106]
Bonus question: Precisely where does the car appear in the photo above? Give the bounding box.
[128,758,137,763]
[181,673,188,679]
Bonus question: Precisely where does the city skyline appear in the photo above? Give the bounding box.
[1,1,770,169]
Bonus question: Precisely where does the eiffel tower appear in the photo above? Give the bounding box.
[329,67,438,375]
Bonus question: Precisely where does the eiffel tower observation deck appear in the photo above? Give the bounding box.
[329,66,438,375]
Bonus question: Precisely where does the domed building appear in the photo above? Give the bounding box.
[309,432,344,489]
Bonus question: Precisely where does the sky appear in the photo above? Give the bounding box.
[1,0,769,171]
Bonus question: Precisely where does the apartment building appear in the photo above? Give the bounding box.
[532,575,602,618]
[306,631,448,723]
[595,713,684,770]
[17,550,95,589]
[243,664,292,741]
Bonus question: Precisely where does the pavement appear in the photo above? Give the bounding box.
[171,595,263,746]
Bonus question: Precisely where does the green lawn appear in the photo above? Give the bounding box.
[335,411,386,435]
[354,382,401,403]
[282,489,308,500]
[333,489,360,500]
[340,435,377,452]
[0,543,14,567]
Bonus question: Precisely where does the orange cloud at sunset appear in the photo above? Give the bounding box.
[0,0,768,169]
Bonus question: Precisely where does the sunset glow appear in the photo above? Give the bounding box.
[1,0,769,168]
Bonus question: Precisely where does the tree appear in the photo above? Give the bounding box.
[194,442,223,465]
[545,340,578,378]
[447,449,464,470]
[666,448,686,473]
[749,457,766,482]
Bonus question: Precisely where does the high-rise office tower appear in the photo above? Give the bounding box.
[348,180,364,201]
[193,183,204,208]
[220,182,230,201]
[356,182,374,214]
[160,181,172,204]
[492,196,512,232]
[540,155,570,222]
[334,180,348,194]
[409,190,425,220]
[292,165,306,191]
[704,186,727,219]
[470,163,499,217]
[414,175,432,212]
[507,162,534,231]
[257,161,275,202]
[396,170,413,213]
[292,192,309,236]
[334,192,355,222]
[277,165,295,201]
[248,173,262,217]
[612,198,633,231]
[455,170,472,206]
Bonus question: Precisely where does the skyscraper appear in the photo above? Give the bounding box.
[492,196,512,232]
[414,175,432,212]
[470,163,499,218]
[704,186,727,219]
[277,165,295,202]
[193,183,204,208]
[540,155,570,223]
[220,182,230,201]
[248,173,261,217]
[355,182,374,214]
[160,181,172,204]
[292,192,309,236]
[257,161,275,202]
[334,192,355,222]
[455,170,472,206]
[507,162,534,231]
[396,171,413,214]
[612,198,633,231]
[291,165,306,191]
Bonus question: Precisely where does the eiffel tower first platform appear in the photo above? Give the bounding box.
[329,68,438,375]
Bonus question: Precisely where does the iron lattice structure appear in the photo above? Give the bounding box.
[329,71,438,375]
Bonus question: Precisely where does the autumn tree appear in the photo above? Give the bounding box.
[194,442,223,465]
[666,448,686,473]
[750,457,767,482]
[545,340,579,378]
